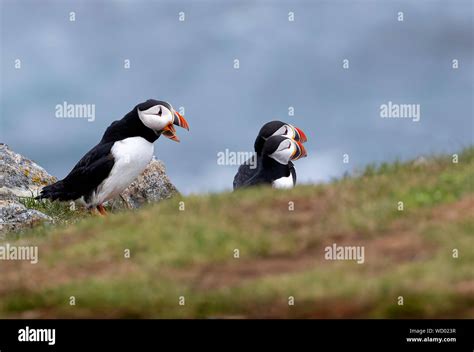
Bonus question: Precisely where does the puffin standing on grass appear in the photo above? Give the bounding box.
[37,99,189,215]
[233,121,307,189]
[240,135,307,188]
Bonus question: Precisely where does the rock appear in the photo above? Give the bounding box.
[0,200,52,234]
[0,143,57,200]
[0,144,55,233]
[110,158,179,209]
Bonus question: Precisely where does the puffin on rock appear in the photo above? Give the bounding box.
[240,135,307,188]
[233,121,307,190]
[37,99,189,215]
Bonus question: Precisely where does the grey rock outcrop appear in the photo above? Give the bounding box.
[0,143,57,200]
[0,144,54,233]
[0,200,52,234]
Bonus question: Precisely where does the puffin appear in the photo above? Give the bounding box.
[233,121,307,190]
[37,99,189,214]
[240,135,307,188]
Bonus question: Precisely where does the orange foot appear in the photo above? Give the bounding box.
[96,204,107,216]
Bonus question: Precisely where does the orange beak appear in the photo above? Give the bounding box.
[173,111,190,131]
[294,127,307,143]
[291,140,308,160]
[163,110,189,142]
[162,123,180,142]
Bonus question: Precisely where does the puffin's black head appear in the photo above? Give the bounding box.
[135,99,189,142]
[254,121,308,153]
[262,135,307,165]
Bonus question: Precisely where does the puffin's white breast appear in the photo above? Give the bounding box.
[93,137,154,205]
[272,175,294,189]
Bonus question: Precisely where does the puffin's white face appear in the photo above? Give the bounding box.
[271,123,308,143]
[137,104,174,131]
[268,138,307,165]
[271,124,296,140]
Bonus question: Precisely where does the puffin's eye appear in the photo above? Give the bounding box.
[157,107,162,116]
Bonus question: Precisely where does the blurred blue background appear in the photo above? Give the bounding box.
[1,0,472,194]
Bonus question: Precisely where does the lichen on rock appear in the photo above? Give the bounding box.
[0,143,57,200]
[0,200,52,234]
[0,144,55,233]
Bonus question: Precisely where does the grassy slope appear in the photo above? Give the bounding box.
[1,148,473,318]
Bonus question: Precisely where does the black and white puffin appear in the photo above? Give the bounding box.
[37,99,189,214]
[233,121,307,190]
[240,135,307,188]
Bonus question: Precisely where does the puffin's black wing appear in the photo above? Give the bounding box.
[240,158,292,189]
[240,171,268,188]
[289,161,296,186]
[38,142,115,202]
[233,155,259,190]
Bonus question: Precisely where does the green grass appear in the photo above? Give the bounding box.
[0,147,473,318]
[13,197,92,240]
